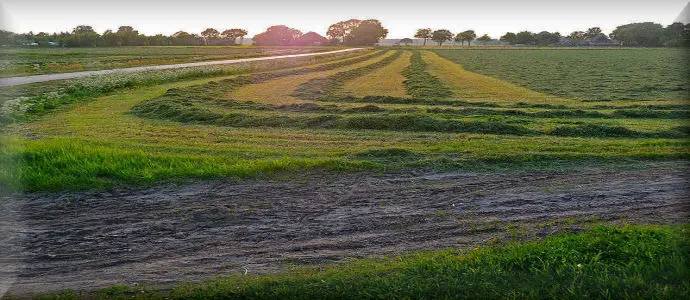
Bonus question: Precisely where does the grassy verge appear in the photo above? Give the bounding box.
[30,224,690,299]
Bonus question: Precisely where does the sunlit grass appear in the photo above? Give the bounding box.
[421,51,572,105]
[2,49,687,192]
[342,50,411,97]
[231,50,393,105]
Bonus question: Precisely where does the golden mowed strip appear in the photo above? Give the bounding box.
[421,51,580,106]
[230,51,398,105]
[340,50,412,98]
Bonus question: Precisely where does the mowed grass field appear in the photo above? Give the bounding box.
[0,46,337,77]
[1,48,688,192]
[1,47,688,298]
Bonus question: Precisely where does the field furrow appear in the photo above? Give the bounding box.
[231,50,397,104]
[341,50,411,98]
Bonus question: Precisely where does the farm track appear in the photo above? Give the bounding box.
[0,48,364,87]
[1,162,688,295]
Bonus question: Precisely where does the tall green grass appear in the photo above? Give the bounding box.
[4,137,369,192]
[39,224,690,299]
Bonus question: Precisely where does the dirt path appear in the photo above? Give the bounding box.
[1,162,688,296]
[0,48,364,87]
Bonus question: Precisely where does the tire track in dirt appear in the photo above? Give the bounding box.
[2,162,688,295]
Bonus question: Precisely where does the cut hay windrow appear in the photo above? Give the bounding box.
[402,50,453,98]
[291,50,403,100]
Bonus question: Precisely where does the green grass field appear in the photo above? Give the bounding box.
[0,46,337,77]
[433,48,689,101]
[35,224,690,299]
[1,48,688,192]
[1,46,688,297]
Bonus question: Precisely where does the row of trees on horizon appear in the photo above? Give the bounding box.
[413,22,689,47]
[0,19,389,48]
[1,20,688,48]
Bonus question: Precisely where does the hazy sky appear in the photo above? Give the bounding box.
[1,0,687,39]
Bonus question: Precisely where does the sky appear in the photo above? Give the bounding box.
[1,0,688,39]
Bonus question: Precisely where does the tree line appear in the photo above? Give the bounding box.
[1,20,687,48]
[0,26,249,47]
[0,19,388,47]
[413,22,688,47]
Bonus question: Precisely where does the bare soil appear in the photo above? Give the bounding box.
[1,162,688,296]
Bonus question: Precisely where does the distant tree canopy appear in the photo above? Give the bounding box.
[535,31,561,46]
[399,38,413,45]
[327,19,361,44]
[515,31,536,45]
[67,25,100,47]
[431,29,453,46]
[326,19,388,46]
[455,30,477,46]
[252,25,302,46]
[346,19,388,46]
[414,28,432,46]
[477,34,492,42]
[200,28,220,45]
[221,28,248,44]
[610,22,687,47]
[1,19,688,48]
[568,31,586,40]
[500,32,517,44]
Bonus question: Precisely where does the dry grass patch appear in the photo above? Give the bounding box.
[231,51,397,105]
[342,51,411,98]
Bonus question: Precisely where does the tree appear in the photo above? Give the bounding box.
[477,34,492,42]
[500,32,517,44]
[454,33,464,46]
[148,34,171,46]
[431,29,453,46]
[610,22,664,46]
[456,30,477,46]
[200,28,220,45]
[585,27,602,39]
[662,22,685,47]
[345,19,388,46]
[171,31,200,46]
[414,28,432,46]
[115,26,141,46]
[515,31,536,45]
[221,28,248,45]
[68,25,100,47]
[327,19,361,45]
[0,30,14,46]
[399,38,413,46]
[535,31,561,46]
[101,29,119,46]
[252,25,302,46]
[568,31,586,40]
